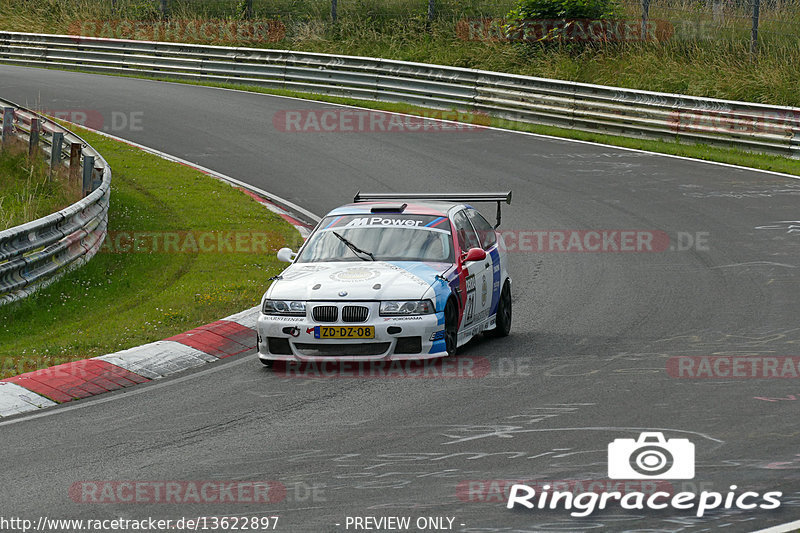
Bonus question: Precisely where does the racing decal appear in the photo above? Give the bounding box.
[280,265,331,281]
[384,263,430,287]
[425,217,449,228]
[429,339,447,354]
[464,274,477,326]
[481,276,488,307]
[346,217,423,227]
[330,267,382,282]
[306,327,315,334]
[317,214,452,233]
[386,261,453,311]
[489,247,502,315]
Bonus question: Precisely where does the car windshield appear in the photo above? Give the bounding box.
[296,214,453,263]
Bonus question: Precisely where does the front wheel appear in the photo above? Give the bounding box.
[444,299,459,357]
[260,358,274,368]
[490,281,512,337]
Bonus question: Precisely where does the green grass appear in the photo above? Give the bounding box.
[0,142,80,230]
[0,125,302,378]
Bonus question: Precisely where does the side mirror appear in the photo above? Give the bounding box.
[276,247,296,263]
[462,247,487,263]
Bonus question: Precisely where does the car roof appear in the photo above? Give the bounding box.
[325,201,468,218]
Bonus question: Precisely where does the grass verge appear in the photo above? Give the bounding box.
[0,141,81,230]
[0,124,303,378]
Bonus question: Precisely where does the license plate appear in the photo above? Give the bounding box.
[315,326,375,339]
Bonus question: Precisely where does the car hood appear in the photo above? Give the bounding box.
[267,261,452,301]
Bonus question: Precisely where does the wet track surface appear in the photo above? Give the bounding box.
[1,66,800,531]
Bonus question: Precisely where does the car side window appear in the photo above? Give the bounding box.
[452,210,481,252]
[466,209,497,250]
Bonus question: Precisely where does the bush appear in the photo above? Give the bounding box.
[504,0,623,43]
[506,0,621,20]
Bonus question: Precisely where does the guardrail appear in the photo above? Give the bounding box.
[0,31,798,158]
[0,96,111,304]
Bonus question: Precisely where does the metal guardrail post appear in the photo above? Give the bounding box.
[0,95,112,305]
[641,0,651,41]
[82,155,95,197]
[1,107,13,144]
[50,131,64,170]
[69,142,82,182]
[750,0,760,57]
[331,0,338,23]
[92,166,103,191]
[28,117,40,157]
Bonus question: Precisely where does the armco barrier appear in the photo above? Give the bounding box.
[0,96,111,304]
[0,31,799,158]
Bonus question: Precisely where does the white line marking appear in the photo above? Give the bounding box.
[750,519,800,533]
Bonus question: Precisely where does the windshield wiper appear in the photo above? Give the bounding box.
[332,231,375,261]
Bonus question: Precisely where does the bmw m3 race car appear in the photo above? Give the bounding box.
[256,192,512,366]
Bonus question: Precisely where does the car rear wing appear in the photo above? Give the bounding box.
[353,191,512,228]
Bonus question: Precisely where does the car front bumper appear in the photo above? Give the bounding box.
[256,309,447,362]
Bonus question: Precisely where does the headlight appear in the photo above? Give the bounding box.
[262,299,306,316]
[380,300,435,316]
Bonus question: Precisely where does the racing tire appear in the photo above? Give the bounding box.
[444,299,459,357]
[490,281,512,338]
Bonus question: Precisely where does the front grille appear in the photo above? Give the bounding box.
[342,305,369,323]
[312,305,338,322]
[294,343,391,357]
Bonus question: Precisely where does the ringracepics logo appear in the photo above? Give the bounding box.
[608,432,694,479]
[506,432,782,517]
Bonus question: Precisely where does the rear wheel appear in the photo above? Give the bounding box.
[444,299,459,357]
[491,281,512,337]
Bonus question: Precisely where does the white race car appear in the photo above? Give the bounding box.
[256,192,512,366]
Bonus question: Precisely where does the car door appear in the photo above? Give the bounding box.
[465,208,502,322]
[452,209,491,331]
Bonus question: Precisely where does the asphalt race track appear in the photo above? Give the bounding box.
[1,65,800,532]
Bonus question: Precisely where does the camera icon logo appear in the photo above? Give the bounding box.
[608,432,695,479]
